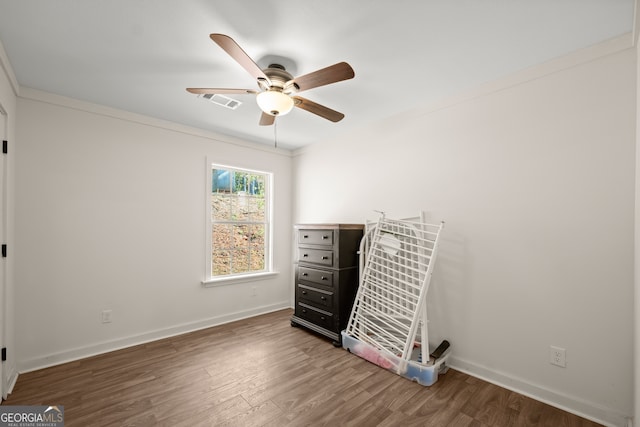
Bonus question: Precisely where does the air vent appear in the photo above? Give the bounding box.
[198,93,242,110]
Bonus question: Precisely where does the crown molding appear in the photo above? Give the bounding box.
[18,87,292,157]
[293,32,633,158]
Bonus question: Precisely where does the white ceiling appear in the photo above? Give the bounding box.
[0,1,634,150]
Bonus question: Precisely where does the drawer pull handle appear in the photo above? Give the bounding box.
[303,253,309,257]
[320,316,325,321]
[321,276,328,280]
[321,296,326,301]
[322,256,328,260]
[322,235,329,239]
[302,273,308,276]
[302,309,307,313]
[301,291,307,295]
[303,235,309,238]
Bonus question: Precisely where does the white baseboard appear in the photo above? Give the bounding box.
[15,308,631,427]
[450,356,630,427]
[3,365,19,399]
[6,370,18,394]
[18,302,290,374]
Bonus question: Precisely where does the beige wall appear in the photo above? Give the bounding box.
[294,41,636,426]
[13,89,293,371]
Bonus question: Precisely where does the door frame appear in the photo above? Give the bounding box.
[0,103,8,399]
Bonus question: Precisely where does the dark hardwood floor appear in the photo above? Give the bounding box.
[3,309,602,426]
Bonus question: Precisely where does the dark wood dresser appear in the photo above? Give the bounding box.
[291,223,364,345]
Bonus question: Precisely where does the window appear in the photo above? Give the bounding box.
[206,164,272,283]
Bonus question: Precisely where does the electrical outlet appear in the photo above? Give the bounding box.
[550,346,566,367]
[101,309,112,324]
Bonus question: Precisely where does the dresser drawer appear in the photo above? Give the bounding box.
[297,266,334,288]
[298,229,334,246]
[296,303,333,330]
[298,248,333,266]
[297,284,333,309]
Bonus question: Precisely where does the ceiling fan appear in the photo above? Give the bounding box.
[187,34,355,126]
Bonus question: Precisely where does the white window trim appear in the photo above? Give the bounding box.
[203,159,274,284]
[201,271,279,288]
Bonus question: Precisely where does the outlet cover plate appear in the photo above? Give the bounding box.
[550,346,566,367]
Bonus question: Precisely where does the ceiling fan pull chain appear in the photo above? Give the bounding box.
[274,117,278,149]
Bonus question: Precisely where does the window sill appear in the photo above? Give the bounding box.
[201,271,279,288]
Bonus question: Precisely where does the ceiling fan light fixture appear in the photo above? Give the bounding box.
[256,90,294,116]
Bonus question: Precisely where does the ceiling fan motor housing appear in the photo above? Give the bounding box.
[258,64,299,95]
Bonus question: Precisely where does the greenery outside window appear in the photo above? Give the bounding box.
[206,164,272,283]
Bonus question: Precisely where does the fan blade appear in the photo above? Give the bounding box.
[293,96,345,122]
[291,62,354,93]
[186,88,257,95]
[210,34,270,84]
[259,112,275,126]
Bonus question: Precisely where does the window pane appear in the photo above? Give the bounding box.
[247,225,263,246]
[231,192,250,221]
[249,175,265,196]
[231,172,244,194]
[250,248,264,271]
[212,193,232,221]
[231,249,249,273]
[213,224,232,250]
[249,225,265,271]
[248,195,265,222]
[212,169,232,192]
[212,249,231,276]
[233,224,248,247]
